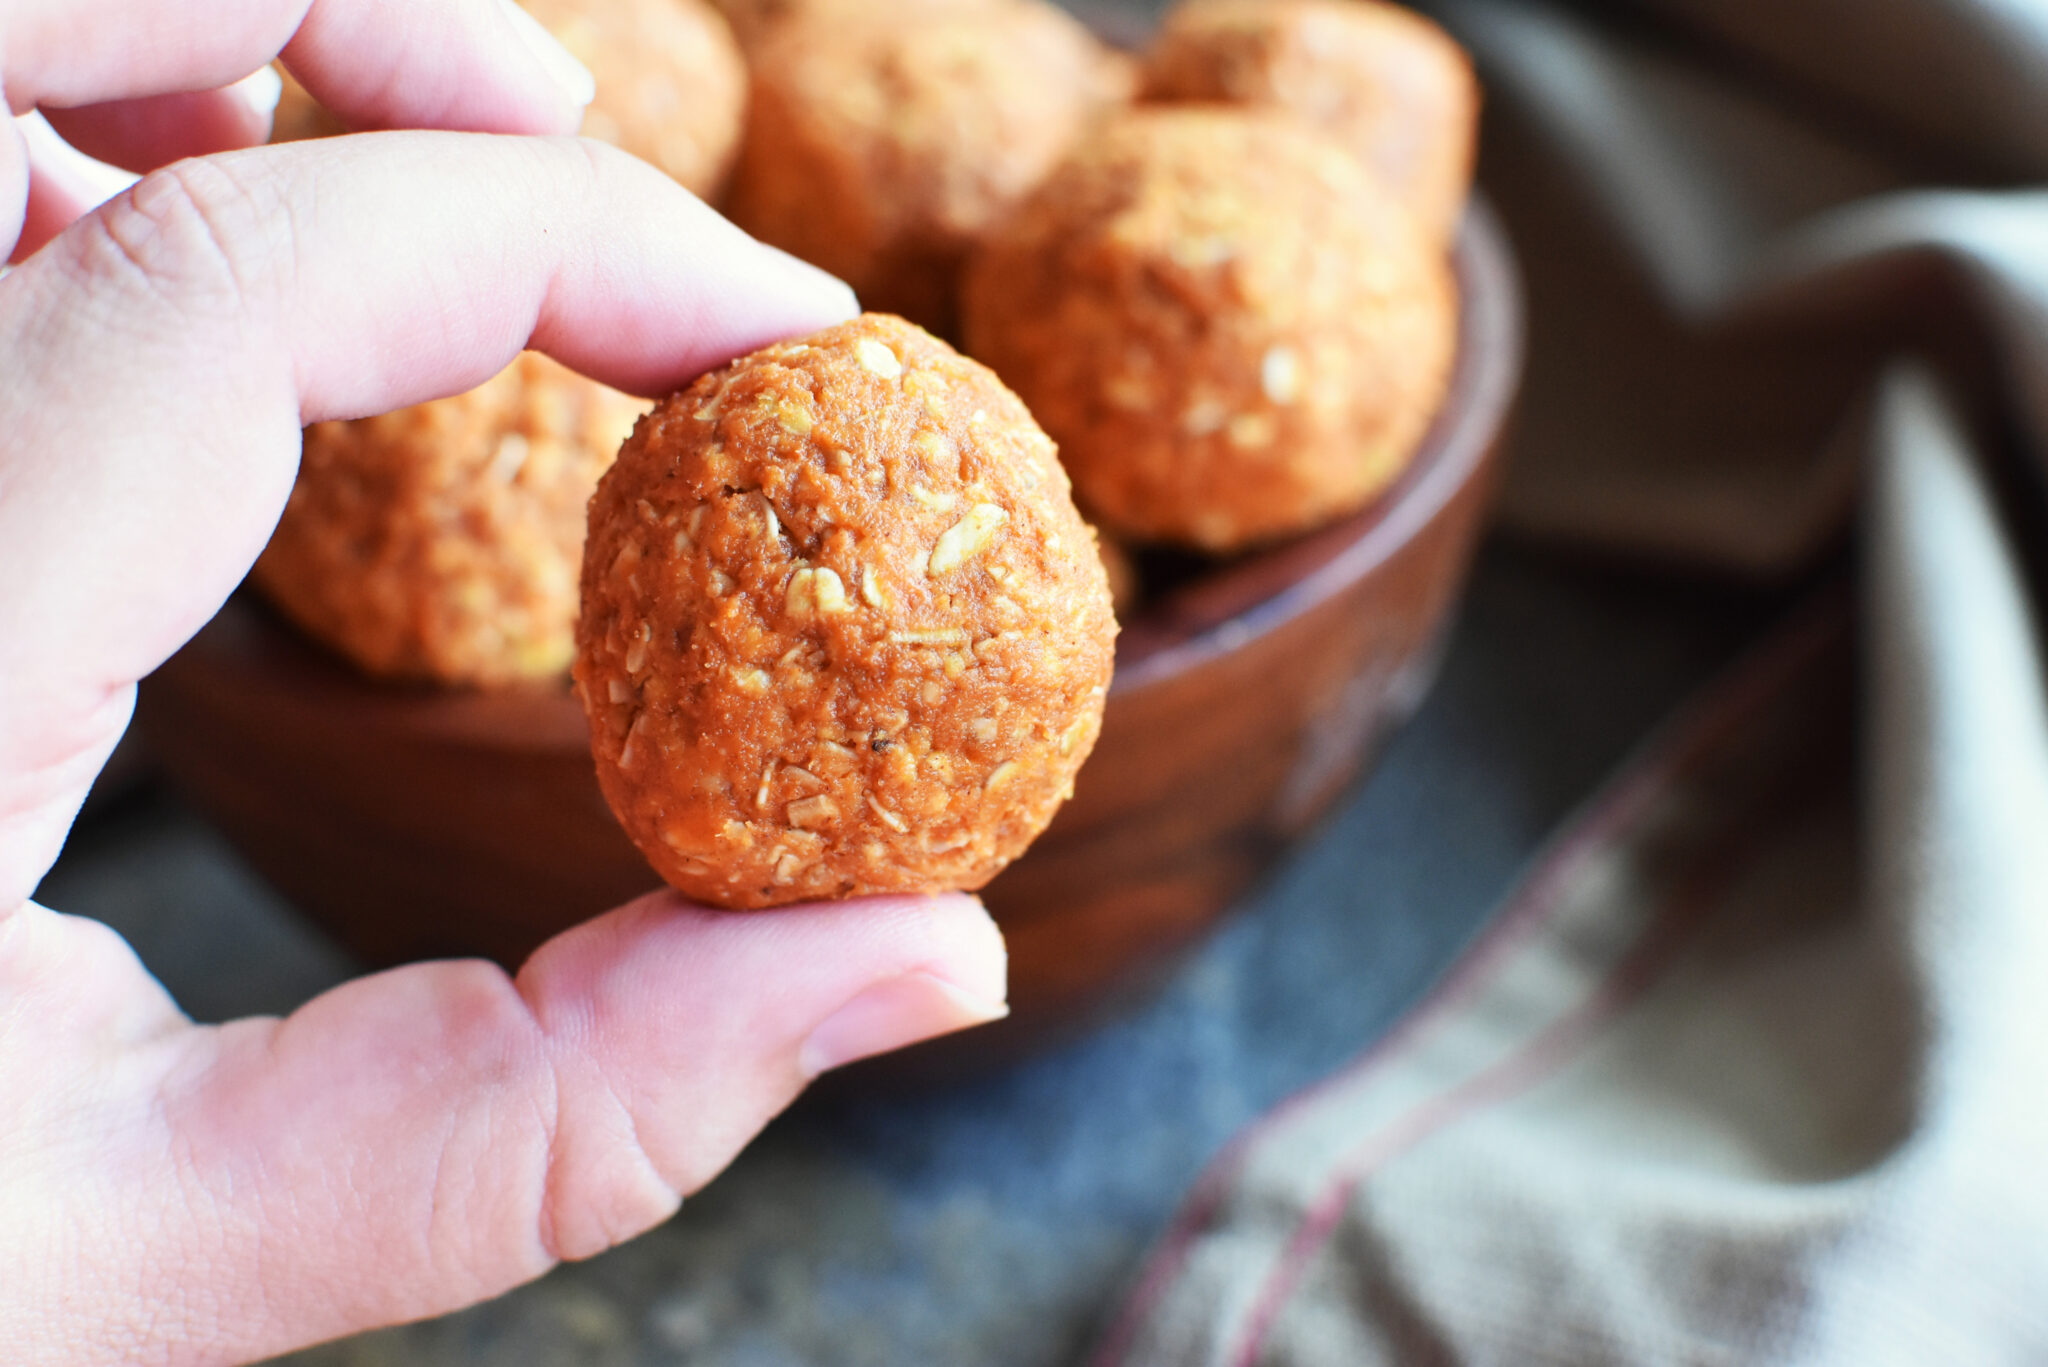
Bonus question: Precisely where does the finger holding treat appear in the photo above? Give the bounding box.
[575,314,1117,909]
[1141,0,1477,246]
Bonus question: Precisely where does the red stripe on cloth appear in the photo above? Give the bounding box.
[1090,596,1847,1367]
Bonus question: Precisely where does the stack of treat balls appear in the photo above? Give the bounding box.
[258,0,745,686]
[715,0,1473,554]
[250,0,1477,909]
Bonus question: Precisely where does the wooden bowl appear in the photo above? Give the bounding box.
[138,200,1521,1063]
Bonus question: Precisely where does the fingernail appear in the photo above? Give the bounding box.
[799,970,1009,1078]
[229,65,284,119]
[499,0,598,108]
[16,111,136,204]
[753,241,862,320]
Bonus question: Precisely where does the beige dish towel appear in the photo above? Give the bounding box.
[1092,1,2048,1362]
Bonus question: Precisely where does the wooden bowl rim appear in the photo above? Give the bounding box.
[1109,194,1524,693]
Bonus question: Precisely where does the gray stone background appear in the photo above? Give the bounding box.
[39,541,1788,1366]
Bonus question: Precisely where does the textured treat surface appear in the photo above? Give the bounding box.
[576,315,1116,908]
[525,0,747,198]
[1141,0,1478,244]
[256,353,646,685]
[963,107,1456,551]
[726,0,1128,334]
[270,0,747,200]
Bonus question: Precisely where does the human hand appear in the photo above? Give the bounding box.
[0,4,1009,1363]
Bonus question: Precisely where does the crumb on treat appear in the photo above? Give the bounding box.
[575,314,1117,908]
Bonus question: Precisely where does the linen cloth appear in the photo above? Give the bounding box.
[1094,1,2048,1362]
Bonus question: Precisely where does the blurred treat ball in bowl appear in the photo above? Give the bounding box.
[253,352,646,686]
[576,314,1117,908]
[268,0,748,201]
[708,0,991,51]
[522,0,748,197]
[963,107,1456,552]
[1141,0,1477,244]
[725,0,1130,335]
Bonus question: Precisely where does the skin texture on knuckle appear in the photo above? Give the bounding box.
[366,958,673,1276]
[528,1019,687,1264]
[547,134,680,271]
[502,133,621,230]
[59,155,282,319]
[565,131,630,188]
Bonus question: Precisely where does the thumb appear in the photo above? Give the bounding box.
[512,891,1009,1252]
[0,891,1005,1366]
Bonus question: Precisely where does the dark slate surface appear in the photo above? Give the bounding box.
[36,542,1784,1366]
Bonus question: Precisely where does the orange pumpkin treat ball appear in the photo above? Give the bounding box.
[962,108,1457,552]
[1141,0,1478,244]
[709,0,997,51]
[701,0,785,49]
[522,0,748,198]
[725,0,1129,335]
[269,0,747,201]
[575,314,1116,909]
[254,353,646,685]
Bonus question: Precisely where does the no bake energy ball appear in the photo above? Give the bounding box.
[255,352,646,685]
[962,108,1456,552]
[269,0,747,201]
[524,0,747,198]
[1141,0,1478,245]
[575,314,1116,909]
[725,0,1128,335]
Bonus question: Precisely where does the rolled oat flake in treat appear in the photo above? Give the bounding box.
[575,314,1117,908]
